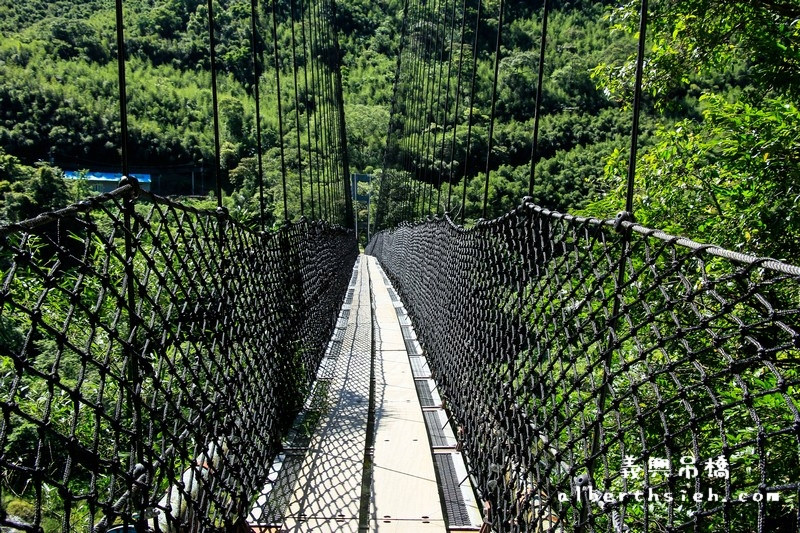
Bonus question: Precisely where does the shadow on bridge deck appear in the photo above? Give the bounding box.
[247,255,482,532]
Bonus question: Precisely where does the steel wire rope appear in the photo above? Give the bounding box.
[415,0,442,217]
[206,0,223,207]
[435,0,460,214]
[445,0,469,213]
[299,0,317,219]
[329,0,354,228]
[459,0,483,224]
[114,0,129,180]
[328,0,351,227]
[422,0,448,215]
[527,0,549,197]
[321,0,340,223]
[415,0,437,216]
[305,0,325,220]
[317,0,335,220]
[396,0,422,220]
[376,0,411,229]
[582,1,649,531]
[319,0,341,223]
[308,0,330,222]
[269,0,289,220]
[289,0,305,216]
[113,4,146,528]
[397,0,424,221]
[411,0,439,220]
[249,0,267,229]
[480,0,503,219]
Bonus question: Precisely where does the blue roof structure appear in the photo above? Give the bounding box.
[64,171,151,183]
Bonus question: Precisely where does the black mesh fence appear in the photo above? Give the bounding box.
[366,199,800,532]
[0,184,357,532]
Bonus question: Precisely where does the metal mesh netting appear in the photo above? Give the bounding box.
[366,199,800,532]
[0,184,357,532]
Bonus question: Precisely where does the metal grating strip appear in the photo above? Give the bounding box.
[424,410,448,447]
[405,338,421,356]
[434,454,471,527]
[400,325,414,339]
[409,356,428,377]
[415,380,435,407]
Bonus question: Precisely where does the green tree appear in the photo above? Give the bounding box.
[3,164,70,222]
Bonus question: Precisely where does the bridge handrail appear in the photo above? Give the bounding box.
[0,186,357,532]
[367,198,800,532]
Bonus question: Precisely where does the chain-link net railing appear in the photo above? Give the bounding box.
[0,183,357,532]
[366,199,800,533]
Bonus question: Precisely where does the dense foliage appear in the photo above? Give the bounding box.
[1,0,799,529]
[586,0,800,260]
[3,0,797,257]
[0,0,349,226]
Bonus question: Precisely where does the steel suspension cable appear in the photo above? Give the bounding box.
[414,0,439,218]
[325,0,350,227]
[435,0,460,214]
[527,0,549,197]
[481,0,504,219]
[460,0,483,224]
[269,0,289,220]
[626,0,648,213]
[249,0,267,229]
[207,0,223,207]
[317,0,334,219]
[308,0,330,221]
[322,0,342,224]
[414,0,439,219]
[399,0,424,220]
[299,0,316,219]
[113,6,145,525]
[584,1,649,524]
[396,0,418,218]
[329,0,354,228]
[446,0,468,213]
[422,0,447,215]
[289,0,305,217]
[320,0,338,222]
[114,0,129,179]
[416,0,436,216]
[377,0,411,229]
[308,0,328,221]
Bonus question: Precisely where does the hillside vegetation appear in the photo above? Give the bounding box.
[0,0,798,257]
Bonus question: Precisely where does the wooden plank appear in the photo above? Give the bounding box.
[280,255,371,526]
[368,519,448,531]
[280,518,359,532]
[367,257,445,531]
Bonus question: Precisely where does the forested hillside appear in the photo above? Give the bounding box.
[1,0,799,530]
[0,0,798,258]
[363,0,799,261]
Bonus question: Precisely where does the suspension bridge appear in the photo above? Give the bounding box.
[1,0,799,532]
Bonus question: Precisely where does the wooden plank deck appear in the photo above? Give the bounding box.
[249,254,480,532]
[279,255,372,532]
[367,256,446,531]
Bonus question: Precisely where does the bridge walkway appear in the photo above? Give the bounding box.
[247,255,482,532]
